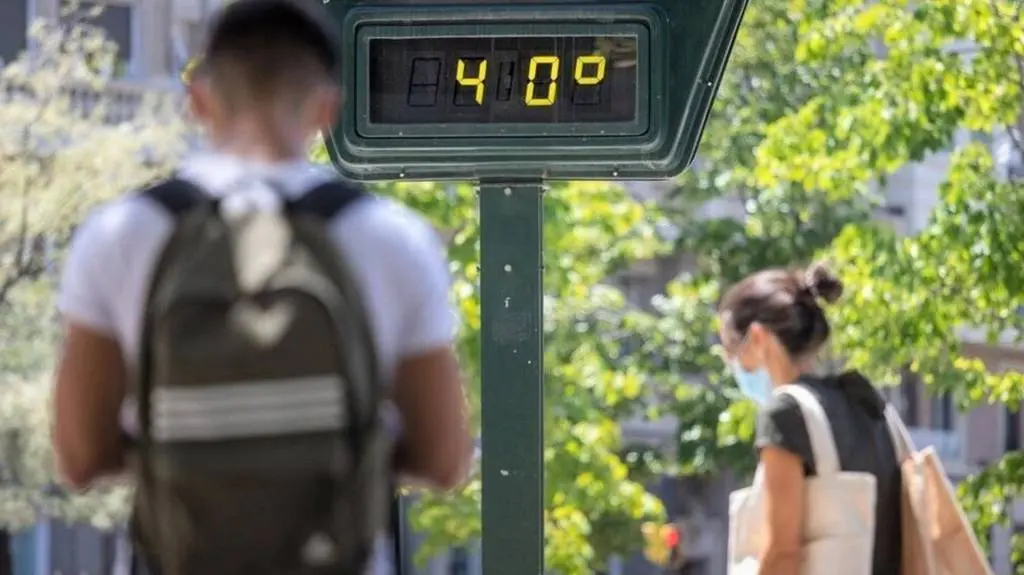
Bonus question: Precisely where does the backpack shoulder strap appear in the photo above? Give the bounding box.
[140,177,208,217]
[288,179,368,219]
[136,176,209,446]
[287,177,380,401]
[774,384,842,475]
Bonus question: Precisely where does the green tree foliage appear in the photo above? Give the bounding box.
[667,0,1024,565]
[0,17,184,532]
[756,0,1023,399]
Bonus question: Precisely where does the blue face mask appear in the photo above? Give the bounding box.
[731,359,773,405]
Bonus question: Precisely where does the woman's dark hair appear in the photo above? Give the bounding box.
[718,262,843,358]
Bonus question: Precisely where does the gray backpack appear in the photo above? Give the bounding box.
[129,177,391,575]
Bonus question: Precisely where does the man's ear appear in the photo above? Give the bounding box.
[186,77,217,124]
[311,84,342,131]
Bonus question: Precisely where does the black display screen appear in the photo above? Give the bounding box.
[368,36,638,125]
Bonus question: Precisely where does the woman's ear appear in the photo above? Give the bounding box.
[745,322,774,365]
[746,322,766,347]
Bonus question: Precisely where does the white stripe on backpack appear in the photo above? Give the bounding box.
[150,374,346,441]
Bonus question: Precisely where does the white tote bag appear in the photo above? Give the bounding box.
[728,385,877,575]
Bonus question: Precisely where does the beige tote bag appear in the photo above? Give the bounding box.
[728,385,877,575]
[883,406,994,575]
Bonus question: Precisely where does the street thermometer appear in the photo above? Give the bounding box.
[324,0,748,572]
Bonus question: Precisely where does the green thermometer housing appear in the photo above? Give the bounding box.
[324,0,748,181]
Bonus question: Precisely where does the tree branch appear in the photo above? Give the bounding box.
[988,0,1024,158]
[0,126,52,308]
[0,250,45,309]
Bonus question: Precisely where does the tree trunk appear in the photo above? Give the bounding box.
[0,529,13,575]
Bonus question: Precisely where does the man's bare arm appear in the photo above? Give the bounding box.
[391,347,472,490]
[52,322,128,490]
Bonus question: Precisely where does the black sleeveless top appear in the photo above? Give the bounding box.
[755,371,902,575]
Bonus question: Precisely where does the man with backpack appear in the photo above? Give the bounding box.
[51,1,472,573]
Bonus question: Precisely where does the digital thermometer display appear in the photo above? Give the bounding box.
[367,35,639,125]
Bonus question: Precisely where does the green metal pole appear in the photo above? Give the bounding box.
[479,182,544,575]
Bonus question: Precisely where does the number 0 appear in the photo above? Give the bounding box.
[525,56,559,106]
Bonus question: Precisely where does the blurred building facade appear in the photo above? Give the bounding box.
[1,2,1022,574]
[0,0,211,80]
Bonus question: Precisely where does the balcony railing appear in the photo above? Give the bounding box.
[677,516,724,560]
[0,77,182,125]
[907,426,963,463]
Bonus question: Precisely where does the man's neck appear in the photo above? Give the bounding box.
[206,122,310,164]
[208,144,308,165]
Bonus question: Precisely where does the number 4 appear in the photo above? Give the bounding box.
[456,58,487,105]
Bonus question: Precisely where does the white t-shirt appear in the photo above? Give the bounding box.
[57,152,456,574]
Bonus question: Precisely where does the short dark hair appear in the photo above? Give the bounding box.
[198,0,341,106]
[718,262,844,359]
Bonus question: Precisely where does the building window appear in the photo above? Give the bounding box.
[619,274,642,305]
[62,1,135,69]
[49,521,120,574]
[930,394,954,431]
[970,130,994,148]
[1006,406,1021,452]
[0,0,29,66]
[1015,524,1024,573]
[899,368,920,426]
[449,546,470,575]
[187,21,205,56]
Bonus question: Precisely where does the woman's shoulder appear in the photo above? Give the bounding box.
[759,374,877,444]
[765,378,830,414]
[761,388,802,419]
[757,388,810,444]
[761,371,883,427]
[756,386,816,474]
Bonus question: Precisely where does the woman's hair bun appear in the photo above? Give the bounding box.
[804,261,843,304]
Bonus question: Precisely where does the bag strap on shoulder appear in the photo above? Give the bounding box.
[136,176,208,446]
[141,177,208,216]
[287,179,367,219]
[883,404,915,461]
[289,178,380,425]
[774,384,842,475]
[144,176,368,219]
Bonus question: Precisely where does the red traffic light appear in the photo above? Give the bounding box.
[663,524,681,549]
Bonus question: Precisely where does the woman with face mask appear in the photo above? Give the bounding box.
[718,263,903,575]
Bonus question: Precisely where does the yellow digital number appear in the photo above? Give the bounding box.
[525,55,560,106]
[574,55,606,86]
[456,58,487,105]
